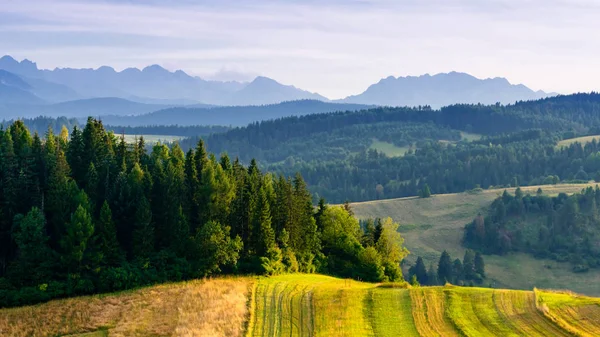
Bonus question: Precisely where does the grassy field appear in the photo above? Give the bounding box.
[3,273,600,336]
[369,131,482,157]
[370,132,481,157]
[350,183,600,296]
[369,139,411,157]
[557,135,600,148]
[0,278,252,337]
[122,134,184,144]
[248,274,600,337]
[459,131,482,142]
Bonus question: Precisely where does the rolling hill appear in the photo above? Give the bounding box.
[350,183,600,296]
[97,100,374,127]
[0,97,175,120]
[3,273,600,336]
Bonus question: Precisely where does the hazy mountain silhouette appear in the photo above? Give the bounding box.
[227,76,328,106]
[96,100,373,127]
[0,97,177,120]
[340,72,552,108]
[0,55,328,105]
[0,70,46,105]
[0,55,558,116]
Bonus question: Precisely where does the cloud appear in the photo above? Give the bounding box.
[0,0,598,98]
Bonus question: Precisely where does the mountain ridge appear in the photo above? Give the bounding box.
[340,71,553,108]
[0,55,327,106]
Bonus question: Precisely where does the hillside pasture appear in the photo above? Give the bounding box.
[350,183,600,296]
[122,134,184,144]
[558,135,600,148]
[0,278,252,337]
[3,274,600,336]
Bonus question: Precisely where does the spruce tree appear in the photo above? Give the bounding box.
[61,204,94,274]
[414,256,428,285]
[171,206,190,257]
[9,207,54,286]
[427,263,438,285]
[452,258,464,284]
[475,252,486,278]
[437,250,453,284]
[463,249,476,280]
[253,186,276,257]
[133,196,154,261]
[94,201,121,266]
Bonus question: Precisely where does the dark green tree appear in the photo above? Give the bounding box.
[475,252,486,278]
[414,256,428,285]
[437,250,453,284]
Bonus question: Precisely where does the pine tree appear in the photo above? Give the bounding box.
[94,201,121,266]
[133,196,154,261]
[171,206,190,257]
[0,129,17,275]
[253,186,276,257]
[315,197,327,231]
[373,218,383,243]
[462,249,476,280]
[361,219,376,247]
[414,256,428,285]
[475,252,486,278]
[184,149,200,231]
[66,125,85,186]
[61,205,94,274]
[419,183,432,198]
[437,250,453,284]
[452,258,464,284]
[427,263,438,285]
[9,207,54,286]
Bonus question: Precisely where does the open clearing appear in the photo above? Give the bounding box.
[370,132,481,158]
[350,183,600,296]
[6,274,599,336]
[557,135,600,148]
[122,134,184,144]
[369,139,411,157]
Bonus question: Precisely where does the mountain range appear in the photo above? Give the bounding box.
[0,55,556,122]
[339,72,552,108]
[0,55,326,106]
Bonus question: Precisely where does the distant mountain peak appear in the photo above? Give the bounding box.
[142,64,169,73]
[97,65,116,73]
[0,55,17,63]
[251,76,278,84]
[341,71,550,108]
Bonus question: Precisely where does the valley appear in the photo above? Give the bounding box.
[351,184,600,296]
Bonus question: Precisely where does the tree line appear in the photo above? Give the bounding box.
[407,250,486,287]
[0,118,407,307]
[464,187,600,273]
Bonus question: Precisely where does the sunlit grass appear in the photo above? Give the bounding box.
[557,135,600,148]
[0,277,252,337]
[3,273,600,337]
[122,134,184,144]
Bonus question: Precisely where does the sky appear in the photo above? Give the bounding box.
[0,0,599,99]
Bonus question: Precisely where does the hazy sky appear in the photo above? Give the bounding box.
[1,0,598,99]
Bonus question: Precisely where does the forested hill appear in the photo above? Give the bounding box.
[179,93,600,202]
[96,100,374,127]
[0,119,407,307]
